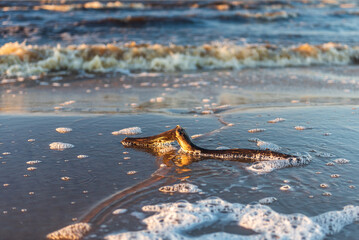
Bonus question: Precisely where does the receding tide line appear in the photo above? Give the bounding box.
[46,167,173,240]
[1,42,359,77]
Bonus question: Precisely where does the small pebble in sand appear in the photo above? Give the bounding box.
[56,127,72,133]
[77,155,88,159]
[27,167,37,171]
[61,176,71,181]
[331,174,340,178]
[280,185,291,191]
[248,128,266,133]
[127,171,137,175]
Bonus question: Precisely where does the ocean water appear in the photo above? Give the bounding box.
[1,0,359,79]
[1,1,359,240]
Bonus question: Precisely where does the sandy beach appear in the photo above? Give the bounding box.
[1,0,359,239]
[1,67,359,239]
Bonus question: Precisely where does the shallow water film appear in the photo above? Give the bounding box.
[1,0,359,240]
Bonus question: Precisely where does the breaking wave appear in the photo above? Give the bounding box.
[1,42,359,78]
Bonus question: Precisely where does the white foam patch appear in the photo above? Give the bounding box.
[46,223,91,240]
[105,197,359,240]
[112,209,127,215]
[112,127,142,135]
[158,144,177,154]
[159,183,202,193]
[248,128,266,133]
[56,127,72,133]
[26,160,42,165]
[216,146,230,150]
[333,158,350,164]
[267,118,286,123]
[191,134,203,139]
[246,154,311,174]
[258,197,277,204]
[49,142,74,150]
[256,140,280,151]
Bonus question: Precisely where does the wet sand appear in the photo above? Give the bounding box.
[1,67,359,239]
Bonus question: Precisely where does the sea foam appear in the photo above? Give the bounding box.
[49,142,74,150]
[1,42,359,78]
[105,197,359,240]
[46,223,91,240]
[246,154,311,174]
[112,127,142,135]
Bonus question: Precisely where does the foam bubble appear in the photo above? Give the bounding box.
[246,154,311,174]
[258,197,277,204]
[56,127,72,133]
[280,185,291,191]
[267,118,286,123]
[105,197,359,240]
[333,158,350,164]
[49,142,74,150]
[112,209,127,215]
[295,126,307,130]
[248,128,266,133]
[256,140,280,151]
[26,160,42,165]
[112,127,142,135]
[61,176,71,181]
[46,223,91,240]
[159,183,202,193]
